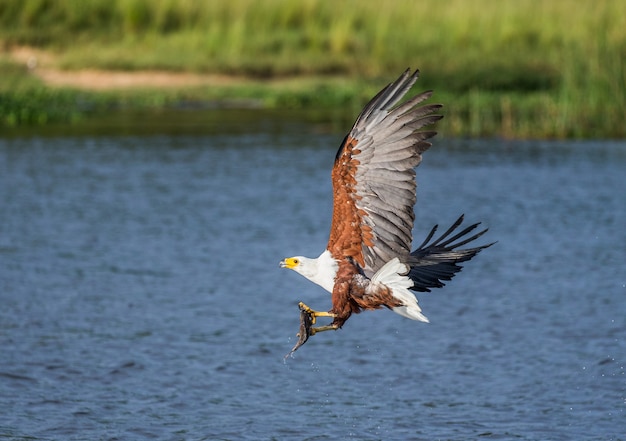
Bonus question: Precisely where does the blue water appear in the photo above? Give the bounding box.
[1,122,625,440]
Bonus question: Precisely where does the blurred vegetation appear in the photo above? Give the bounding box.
[1,0,625,137]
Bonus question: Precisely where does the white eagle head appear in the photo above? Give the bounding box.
[279,256,314,278]
[279,251,338,293]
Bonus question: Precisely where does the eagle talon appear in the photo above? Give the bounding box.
[285,302,317,359]
[297,302,316,324]
[286,303,342,359]
[298,302,335,322]
[297,302,339,335]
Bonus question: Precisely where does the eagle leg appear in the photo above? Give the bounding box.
[298,301,335,324]
[310,324,339,335]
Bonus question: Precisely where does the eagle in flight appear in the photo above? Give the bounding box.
[280,69,492,354]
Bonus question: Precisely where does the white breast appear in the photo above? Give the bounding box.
[308,250,339,293]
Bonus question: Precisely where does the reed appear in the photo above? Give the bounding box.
[1,0,624,137]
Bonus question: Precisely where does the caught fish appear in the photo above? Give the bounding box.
[284,303,315,359]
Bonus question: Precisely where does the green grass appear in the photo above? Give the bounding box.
[0,60,378,126]
[1,0,625,137]
[0,58,84,125]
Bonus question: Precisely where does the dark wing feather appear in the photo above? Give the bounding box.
[407,215,495,292]
[327,69,443,277]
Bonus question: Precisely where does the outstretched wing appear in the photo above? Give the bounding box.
[326,69,443,278]
[408,215,494,292]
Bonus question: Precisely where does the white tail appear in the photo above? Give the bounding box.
[372,258,429,323]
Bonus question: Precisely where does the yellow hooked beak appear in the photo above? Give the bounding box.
[279,257,300,269]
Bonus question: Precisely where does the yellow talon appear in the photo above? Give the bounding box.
[286,302,339,358]
[297,302,338,334]
[298,302,335,325]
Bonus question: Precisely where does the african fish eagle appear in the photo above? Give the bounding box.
[280,69,492,337]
